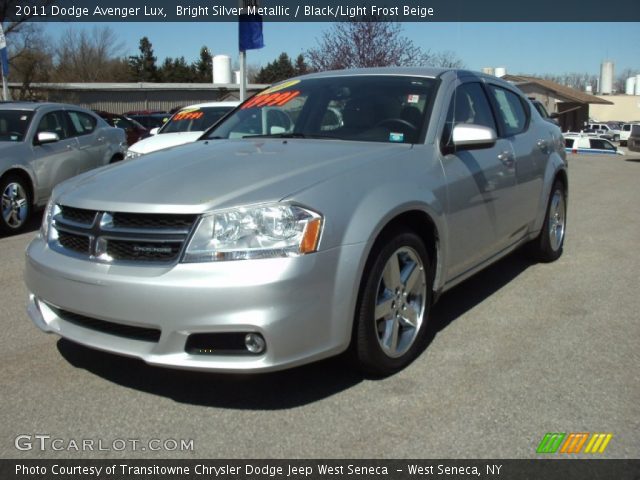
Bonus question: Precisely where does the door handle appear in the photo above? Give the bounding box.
[497,151,514,166]
[537,139,549,152]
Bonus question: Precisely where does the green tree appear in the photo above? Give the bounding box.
[128,37,159,82]
[255,53,296,84]
[160,56,195,83]
[293,54,310,76]
[194,46,212,82]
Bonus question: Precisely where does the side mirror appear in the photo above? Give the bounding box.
[35,131,60,145]
[269,126,286,135]
[452,124,497,149]
[549,112,560,119]
[150,127,159,136]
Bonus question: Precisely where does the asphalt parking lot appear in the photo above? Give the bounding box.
[1,151,639,459]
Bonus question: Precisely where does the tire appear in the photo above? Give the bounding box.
[0,174,32,234]
[528,179,566,262]
[355,230,432,376]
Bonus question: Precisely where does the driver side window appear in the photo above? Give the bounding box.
[35,111,69,141]
[442,82,496,146]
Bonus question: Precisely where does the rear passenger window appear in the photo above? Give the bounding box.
[590,139,614,151]
[564,138,574,148]
[67,111,97,136]
[488,86,528,136]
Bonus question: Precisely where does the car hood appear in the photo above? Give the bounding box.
[55,139,410,213]
[127,131,203,154]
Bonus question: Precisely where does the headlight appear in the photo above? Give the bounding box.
[125,149,143,159]
[183,204,323,262]
[40,198,56,239]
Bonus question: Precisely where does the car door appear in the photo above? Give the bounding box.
[438,80,518,279]
[65,110,108,170]
[29,110,81,200]
[486,83,546,235]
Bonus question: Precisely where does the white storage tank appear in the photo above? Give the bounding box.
[585,85,593,93]
[635,74,640,96]
[234,70,241,84]
[494,67,507,78]
[600,61,614,94]
[481,67,495,76]
[213,55,232,84]
[626,77,636,95]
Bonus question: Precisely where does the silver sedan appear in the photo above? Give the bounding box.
[0,102,126,234]
[25,68,567,376]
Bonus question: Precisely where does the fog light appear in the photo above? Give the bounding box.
[244,333,266,354]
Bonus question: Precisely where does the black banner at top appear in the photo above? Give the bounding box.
[5,0,640,22]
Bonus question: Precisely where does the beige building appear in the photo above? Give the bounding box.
[589,95,640,122]
[503,75,613,132]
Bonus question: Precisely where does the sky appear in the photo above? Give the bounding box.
[42,21,640,78]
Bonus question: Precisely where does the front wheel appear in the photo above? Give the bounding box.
[355,231,432,376]
[528,179,566,262]
[0,175,32,234]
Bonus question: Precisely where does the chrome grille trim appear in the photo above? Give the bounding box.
[50,205,198,264]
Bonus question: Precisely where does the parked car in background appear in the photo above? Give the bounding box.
[620,123,639,146]
[125,101,239,158]
[587,122,621,142]
[0,102,126,233]
[529,98,559,125]
[94,111,150,146]
[564,133,624,155]
[627,124,640,152]
[26,68,568,375]
[126,112,170,130]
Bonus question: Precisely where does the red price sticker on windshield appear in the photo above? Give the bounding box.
[174,110,204,120]
[241,91,301,109]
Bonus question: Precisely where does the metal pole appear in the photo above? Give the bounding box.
[2,75,7,101]
[240,50,246,102]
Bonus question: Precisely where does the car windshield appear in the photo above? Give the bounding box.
[160,106,235,134]
[0,110,34,142]
[205,76,437,144]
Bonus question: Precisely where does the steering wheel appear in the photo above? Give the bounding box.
[375,118,418,132]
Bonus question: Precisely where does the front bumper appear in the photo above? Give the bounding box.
[25,236,364,372]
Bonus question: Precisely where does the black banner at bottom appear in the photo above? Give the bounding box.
[3,459,639,480]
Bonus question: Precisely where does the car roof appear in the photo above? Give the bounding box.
[0,101,90,112]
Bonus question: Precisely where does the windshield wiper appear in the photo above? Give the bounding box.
[243,133,339,140]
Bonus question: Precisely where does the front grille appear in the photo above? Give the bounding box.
[112,212,197,230]
[58,231,90,254]
[56,308,161,342]
[51,205,198,264]
[59,205,97,225]
[107,239,183,262]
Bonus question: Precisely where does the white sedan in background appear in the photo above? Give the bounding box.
[564,133,624,155]
[125,101,239,158]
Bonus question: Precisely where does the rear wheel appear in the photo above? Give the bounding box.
[0,175,32,234]
[355,231,431,376]
[528,179,566,262]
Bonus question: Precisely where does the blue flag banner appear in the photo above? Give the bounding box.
[239,14,264,51]
[0,24,8,77]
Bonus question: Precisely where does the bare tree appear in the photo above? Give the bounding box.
[1,0,54,94]
[53,26,127,82]
[306,20,463,71]
[541,73,598,92]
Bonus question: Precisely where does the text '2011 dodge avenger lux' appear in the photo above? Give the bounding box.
[25,68,567,376]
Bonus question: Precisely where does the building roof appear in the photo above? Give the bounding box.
[8,82,269,91]
[503,75,613,105]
